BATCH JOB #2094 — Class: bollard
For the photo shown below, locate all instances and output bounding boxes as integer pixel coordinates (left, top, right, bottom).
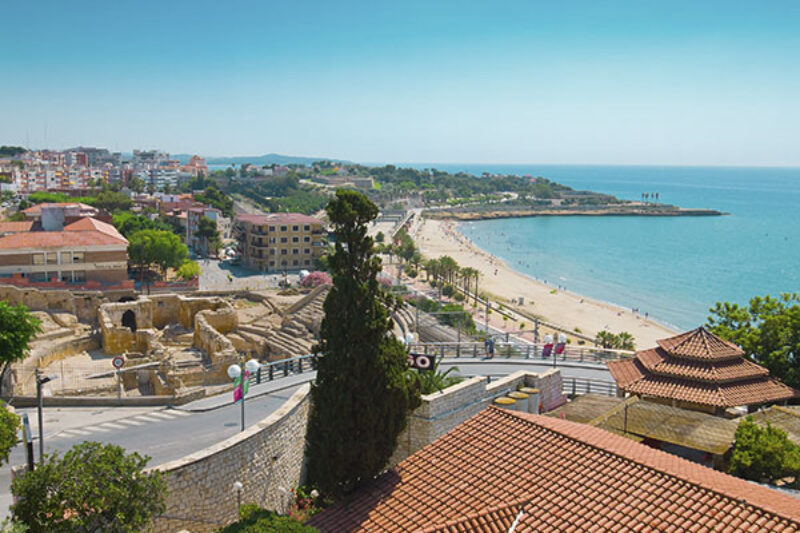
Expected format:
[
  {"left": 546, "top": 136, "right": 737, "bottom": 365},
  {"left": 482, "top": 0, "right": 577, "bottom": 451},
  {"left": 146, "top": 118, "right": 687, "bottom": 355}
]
[
  {"left": 493, "top": 397, "right": 516, "bottom": 411},
  {"left": 519, "top": 387, "right": 540, "bottom": 414},
  {"left": 508, "top": 391, "right": 529, "bottom": 412}
]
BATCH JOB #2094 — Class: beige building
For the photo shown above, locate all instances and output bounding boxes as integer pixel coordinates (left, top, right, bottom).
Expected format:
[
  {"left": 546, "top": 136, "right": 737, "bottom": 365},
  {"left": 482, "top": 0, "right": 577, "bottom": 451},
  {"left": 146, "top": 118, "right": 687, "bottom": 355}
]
[
  {"left": 0, "top": 217, "right": 129, "bottom": 286},
  {"left": 235, "top": 213, "right": 325, "bottom": 272}
]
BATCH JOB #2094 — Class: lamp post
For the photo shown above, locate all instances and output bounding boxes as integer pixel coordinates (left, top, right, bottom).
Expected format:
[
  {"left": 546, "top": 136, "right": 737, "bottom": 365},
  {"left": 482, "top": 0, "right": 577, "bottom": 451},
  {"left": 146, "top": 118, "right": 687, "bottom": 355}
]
[
  {"left": 35, "top": 369, "right": 58, "bottom": 462},
  {"left": 227, "top": 359, "right": 260, "bottom": 432}
]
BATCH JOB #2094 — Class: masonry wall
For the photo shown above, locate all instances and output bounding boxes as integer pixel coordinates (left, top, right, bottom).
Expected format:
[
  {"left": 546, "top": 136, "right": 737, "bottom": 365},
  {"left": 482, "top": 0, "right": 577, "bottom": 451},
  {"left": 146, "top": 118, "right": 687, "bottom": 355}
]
[
  {"left": 150, "top": 385, "right": 311, "bottom": 533},
  {"left": 391, "top": 368, "right": 565, "bottom": 464},
  {"left": 0, "top": 284, "right": 131, "bottom": 322}
]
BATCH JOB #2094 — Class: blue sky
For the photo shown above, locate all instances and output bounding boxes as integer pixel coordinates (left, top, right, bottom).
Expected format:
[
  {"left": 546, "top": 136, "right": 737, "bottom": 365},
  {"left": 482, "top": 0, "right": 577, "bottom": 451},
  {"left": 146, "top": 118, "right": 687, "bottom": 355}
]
[{"left": 2, "top": 1, "right": 799, "bottom": 166}]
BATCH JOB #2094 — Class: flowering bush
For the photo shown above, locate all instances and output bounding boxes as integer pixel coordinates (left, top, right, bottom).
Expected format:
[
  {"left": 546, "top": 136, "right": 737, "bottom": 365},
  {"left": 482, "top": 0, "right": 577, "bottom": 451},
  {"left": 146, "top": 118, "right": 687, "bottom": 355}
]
[
  {"left": 286, "top": 486, "right": 321, "bottom": 523},
  {"left": 300, "top": 271, "right": 332, "bottom": 288}
]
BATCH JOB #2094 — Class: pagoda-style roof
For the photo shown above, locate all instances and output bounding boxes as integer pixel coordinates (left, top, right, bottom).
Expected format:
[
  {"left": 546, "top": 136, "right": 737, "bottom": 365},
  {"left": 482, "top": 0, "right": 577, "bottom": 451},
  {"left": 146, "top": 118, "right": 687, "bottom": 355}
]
[{"left": 608, "top": 327, "right": 798, "bottom": 409}]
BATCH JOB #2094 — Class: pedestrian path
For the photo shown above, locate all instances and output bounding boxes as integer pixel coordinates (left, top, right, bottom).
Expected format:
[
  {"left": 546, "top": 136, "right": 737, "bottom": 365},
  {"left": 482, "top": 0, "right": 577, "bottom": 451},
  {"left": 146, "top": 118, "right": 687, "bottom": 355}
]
[{"left": 51, "top": 409, "right": 193, "bottom": 439}]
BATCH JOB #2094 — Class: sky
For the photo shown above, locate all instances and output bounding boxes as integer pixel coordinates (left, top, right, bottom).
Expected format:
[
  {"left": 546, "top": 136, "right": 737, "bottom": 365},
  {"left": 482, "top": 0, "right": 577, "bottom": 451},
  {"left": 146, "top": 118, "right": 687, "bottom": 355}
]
[{"left": 1, "top": 1, "right": 799, "bottom": 166}]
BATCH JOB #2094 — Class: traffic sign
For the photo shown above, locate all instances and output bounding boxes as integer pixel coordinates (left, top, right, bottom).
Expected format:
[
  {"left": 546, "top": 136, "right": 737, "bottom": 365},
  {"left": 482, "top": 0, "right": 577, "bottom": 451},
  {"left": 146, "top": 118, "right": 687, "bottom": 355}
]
[
  {"left": 408, "top": 352, "right": 433, "bottom": 371},
  {"left": 112, "top": 356, "right": 125, "bottom": 370}
]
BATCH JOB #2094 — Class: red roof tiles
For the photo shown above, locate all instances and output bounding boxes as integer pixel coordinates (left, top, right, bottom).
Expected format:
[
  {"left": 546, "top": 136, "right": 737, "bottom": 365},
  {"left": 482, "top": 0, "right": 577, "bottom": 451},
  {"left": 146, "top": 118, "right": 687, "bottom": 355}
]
[
  {"left": 0, "top": 221, "right": 34, "bottom": 234},
  {"left": 609, "top": 327, "right": 798, "bottom": 408},
  {"left": 0, "top": 217, "right": 127, "bottom": 250},
  {"left": 308, "top": 407, "right": 800, "bottom": 532}
]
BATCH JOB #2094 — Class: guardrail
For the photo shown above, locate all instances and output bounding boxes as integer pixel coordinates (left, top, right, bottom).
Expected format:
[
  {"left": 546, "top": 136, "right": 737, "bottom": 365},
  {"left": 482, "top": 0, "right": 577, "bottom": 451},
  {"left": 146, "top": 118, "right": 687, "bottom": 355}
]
[
  {"left": 409, "top": 342, "right": 632, "bottom": 364},
  {"left": 249, "top": 354, "right": 318, "bottom": 385},
  {"left": 483, "top": 374, "right": 618, "bottom": 397}
]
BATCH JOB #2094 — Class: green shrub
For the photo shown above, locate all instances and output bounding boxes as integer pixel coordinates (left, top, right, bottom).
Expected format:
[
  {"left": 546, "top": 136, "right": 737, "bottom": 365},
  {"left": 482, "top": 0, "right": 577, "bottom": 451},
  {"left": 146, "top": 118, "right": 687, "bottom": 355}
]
[
  {"left": 441, "top": 284, "right": 455, "bottom": 297},
  {"left": 215, "top": 505, "right": 318, "bottom": 532}
]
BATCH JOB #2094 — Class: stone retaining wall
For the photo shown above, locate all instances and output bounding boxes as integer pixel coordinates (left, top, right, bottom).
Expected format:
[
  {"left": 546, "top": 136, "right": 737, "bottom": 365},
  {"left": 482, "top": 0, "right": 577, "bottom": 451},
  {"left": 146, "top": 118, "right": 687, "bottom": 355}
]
[
  {"left": 150, "top": 385, "right": 311, "bottom": 533},
  {"left": 391, "top": 368, "right": 565, "bottom": 464}
]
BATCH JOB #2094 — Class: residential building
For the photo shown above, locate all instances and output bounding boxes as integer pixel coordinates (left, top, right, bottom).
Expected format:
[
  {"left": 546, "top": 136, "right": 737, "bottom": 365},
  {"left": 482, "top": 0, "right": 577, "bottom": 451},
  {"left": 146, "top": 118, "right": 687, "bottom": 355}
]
[
  {"left": 22, "top": 202, "right": 110, "bottom": 225},
  {"left": 608, "top": 326, "right": 799, "bottom": 414},
  {"left": 186, "top": 206, "right": 231, "bottom": 254},
  {"left": 235, "top": 213, "right": 325, "bottom": 272},
  {"left": 0, "top": 216, "right": 129, "bottom": 287},
  {"left": 182, "top": 155, "right": 208, "bottom": 177},
  {"left": 309, "top": 406, "right": 800, "bottom": 532}
]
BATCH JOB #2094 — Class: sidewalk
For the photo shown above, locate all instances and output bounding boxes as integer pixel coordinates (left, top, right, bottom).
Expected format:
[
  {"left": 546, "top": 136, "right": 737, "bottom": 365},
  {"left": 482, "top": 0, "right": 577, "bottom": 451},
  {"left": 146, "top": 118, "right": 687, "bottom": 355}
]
[{"left": 175, "top": 372, "right": 316, "bottom": 412}]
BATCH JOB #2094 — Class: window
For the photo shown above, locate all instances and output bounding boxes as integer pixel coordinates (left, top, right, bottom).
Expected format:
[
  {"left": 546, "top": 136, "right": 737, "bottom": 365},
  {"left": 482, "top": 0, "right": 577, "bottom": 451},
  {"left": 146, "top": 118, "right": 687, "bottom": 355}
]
[
  {"left": 280, "top": 225, "right": 287, "bottom": 231},
  {"left": 280, "top": 237, "right": 288, "bottom": 243},
  {"left": 30, "top": 272, "right": 48, "bottom": 282},
  {"left": 269, "top": 261, "right": 275, "bottom": 266},
  {"left": 292, "top": 236, "right": 299, "bottom": 243},
  {"left": 73, "top": 271, "right": 86, "bottom": 282},
  {"left": 281, "top": 249, "right": 287, "bottom": 255},
  {"left": 304, "top": 260, "right": 311, "bottom": 266},
  {"left": 32, "top": 253, "right": 45, "bottom": 265},
  {"left": 304, "top": 225, "right": 310, "bottom": 231},
  {"left": 292, "top": 260, "right": 299, "bottom": 266},
  {"left": 72, "top": 252, "right": 84, "bottom": 263},
  {"left": 292, "top": 248, "right": 299, "bottom": 255},
  {"left": 281, "top": 260, "right": 287, "bottom": 266},
  {"left": 304, "top": 236, "right": 310, "bottom": 242},
  {"left": 292, "top": 225, "right": 299, "bottom": 232},
  {"left": 46, "top": 252, "right": 57, "bottom": 265},
  {"left": 269, "top": 237, "right": 276, "bottom": 244},
  {"left": 269, "top": 225, "right": 276, "bottom": 232},
  {"left": 304, "top": 248, "right": 311, "bottom": 255}
]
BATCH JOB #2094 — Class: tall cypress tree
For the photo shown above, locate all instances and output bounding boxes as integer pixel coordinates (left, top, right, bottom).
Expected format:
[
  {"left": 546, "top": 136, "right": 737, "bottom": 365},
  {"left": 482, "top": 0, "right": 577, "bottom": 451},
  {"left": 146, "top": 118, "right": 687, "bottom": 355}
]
[{"left": 306, "top": 190, "right": 420, "bottom": 499}]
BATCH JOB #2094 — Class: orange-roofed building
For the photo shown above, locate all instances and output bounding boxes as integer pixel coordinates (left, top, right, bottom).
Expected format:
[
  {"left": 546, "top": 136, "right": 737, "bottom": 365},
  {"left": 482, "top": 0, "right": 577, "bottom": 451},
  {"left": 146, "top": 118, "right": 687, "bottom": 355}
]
[
  {"left": 608, "top": 327, "right": 798, "bottom": 414},
  {"left": 0, "top": 216, "right": 129, "bottom": 287},
  {"left": 308, "top": 406, "right": 800, "bottom": 532}
]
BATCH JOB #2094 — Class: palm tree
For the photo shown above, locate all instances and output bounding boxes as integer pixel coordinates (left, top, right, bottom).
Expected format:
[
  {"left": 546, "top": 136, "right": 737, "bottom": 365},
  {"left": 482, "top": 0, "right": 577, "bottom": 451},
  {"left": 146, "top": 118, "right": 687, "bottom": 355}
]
[
  {"left": 596, "top": 330, "right": 617, "bottom": 349},
  {"left": 615, "top": 332, "right": 635, "bottom": 351}
]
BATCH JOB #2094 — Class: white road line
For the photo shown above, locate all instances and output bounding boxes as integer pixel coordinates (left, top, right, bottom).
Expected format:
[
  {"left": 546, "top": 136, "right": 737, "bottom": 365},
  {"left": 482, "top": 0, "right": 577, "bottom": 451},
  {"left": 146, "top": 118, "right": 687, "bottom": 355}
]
[
  {"left": 148, "top": 412, "right": 176, "bottom": 420},
  {"left": 61, "top": 428, "right": 92, "bottom": 436},
  {"left": 99, "top": 422, "right": 127, "bottom": 430},
  {"left": 165, "top": 409, "right": 191, "bottom": 416},
  {"left": 85, "top": 426, "right": 110, "bottom": 433},
  {"left": 117, "top": 419, "right": 144, "bottom": 426},
  {"left": 134, "top": 415, "right": 163, "bottom": 423}
]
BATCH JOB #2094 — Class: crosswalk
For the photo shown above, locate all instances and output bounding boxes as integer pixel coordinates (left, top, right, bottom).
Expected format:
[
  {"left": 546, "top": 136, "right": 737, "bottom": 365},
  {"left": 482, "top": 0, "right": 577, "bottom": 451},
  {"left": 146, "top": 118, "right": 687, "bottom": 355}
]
[{"left": 53, "top": 409, "right": 192, "bottom": 439}]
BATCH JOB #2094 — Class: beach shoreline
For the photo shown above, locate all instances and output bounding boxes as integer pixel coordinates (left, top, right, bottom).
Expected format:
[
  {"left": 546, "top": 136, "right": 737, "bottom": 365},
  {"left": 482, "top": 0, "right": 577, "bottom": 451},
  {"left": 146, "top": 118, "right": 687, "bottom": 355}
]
[{"left": 409, "top": 217, "right": 678, "bottom": 349}]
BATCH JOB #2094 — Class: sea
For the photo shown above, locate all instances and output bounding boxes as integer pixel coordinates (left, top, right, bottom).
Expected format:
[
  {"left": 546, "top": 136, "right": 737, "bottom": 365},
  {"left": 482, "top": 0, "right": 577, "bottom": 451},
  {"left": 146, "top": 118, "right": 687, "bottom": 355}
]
[{"left": 407, "top": 164, "right": 800, "bottom": 331}]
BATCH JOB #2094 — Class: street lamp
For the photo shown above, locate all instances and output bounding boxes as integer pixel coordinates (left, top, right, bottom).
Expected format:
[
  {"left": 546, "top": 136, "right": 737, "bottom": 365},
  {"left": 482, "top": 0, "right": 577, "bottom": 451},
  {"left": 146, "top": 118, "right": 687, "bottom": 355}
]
[
  {"left": 228, "top": 359, "right": 260, "bottom": 431},
  {"left": 35, "top": 369, "right": 58, "bottom": 462}
]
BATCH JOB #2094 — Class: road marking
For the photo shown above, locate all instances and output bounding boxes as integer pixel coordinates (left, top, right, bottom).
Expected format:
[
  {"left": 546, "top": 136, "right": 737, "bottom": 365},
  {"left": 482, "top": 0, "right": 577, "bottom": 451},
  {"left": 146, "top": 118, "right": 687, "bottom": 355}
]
[
  {"left": 85, "top": 426, "right": 110, "bottom": 433},
  {"left": 148, "top": 412, "right": 176, "bottom": 420},
  {"left": 61, "top": 428, "right": 92, "bottom": 436},
  {"left": 117, "top": 419, "right": 144, "bottom": 426},
  {"left": 165, "top": 409, "right": 191, "bottom": 416},
  {"left": 99, "top": 422, "right": 127, "bottom": 430},
  {"left": 134, "top": 415, "right": 163, "bottom": 423}
]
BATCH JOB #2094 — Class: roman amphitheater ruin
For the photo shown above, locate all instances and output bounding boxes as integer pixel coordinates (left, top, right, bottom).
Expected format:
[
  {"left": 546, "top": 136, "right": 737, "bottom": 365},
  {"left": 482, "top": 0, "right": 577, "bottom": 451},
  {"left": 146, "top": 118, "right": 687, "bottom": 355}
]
[{"left": 0, "top": 284, "right": 433, "bottom": 402}]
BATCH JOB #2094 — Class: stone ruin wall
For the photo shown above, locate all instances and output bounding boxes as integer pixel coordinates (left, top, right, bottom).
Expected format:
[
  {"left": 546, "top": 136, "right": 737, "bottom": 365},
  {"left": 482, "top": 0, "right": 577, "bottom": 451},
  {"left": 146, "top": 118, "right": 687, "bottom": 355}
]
[
  {"left": 192, "top": 305, "right": 239, "bottom": 368},
  {"left": 0, "top": 284, "right": 134, "bottom": 323},
  {"left": 150, "top": 385, "right": 311, "bottom": 533}
]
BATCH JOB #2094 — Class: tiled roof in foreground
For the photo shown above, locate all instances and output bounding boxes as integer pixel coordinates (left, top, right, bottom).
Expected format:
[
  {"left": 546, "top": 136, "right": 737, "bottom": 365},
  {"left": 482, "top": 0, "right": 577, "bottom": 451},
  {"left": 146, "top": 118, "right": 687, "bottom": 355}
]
[{"left": 308, "top": 407, "right": 800, "bottom": 532}]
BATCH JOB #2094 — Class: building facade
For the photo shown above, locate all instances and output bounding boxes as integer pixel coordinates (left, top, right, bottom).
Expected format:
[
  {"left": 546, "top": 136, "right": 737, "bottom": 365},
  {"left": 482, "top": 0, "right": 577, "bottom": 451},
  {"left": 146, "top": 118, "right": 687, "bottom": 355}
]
[
  {"left": 0, "top": 216, "right": 129, "bottom": 286},
  {"left": 235, "top": 213, "right": 325, "bottom": 272}
]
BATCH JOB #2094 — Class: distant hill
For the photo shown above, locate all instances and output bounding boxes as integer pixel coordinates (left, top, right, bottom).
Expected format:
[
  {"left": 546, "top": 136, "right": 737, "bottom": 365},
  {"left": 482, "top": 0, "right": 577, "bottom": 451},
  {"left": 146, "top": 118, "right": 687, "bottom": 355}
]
[{"left": 172, "top": 153, "right": 350, "bottom": 166}]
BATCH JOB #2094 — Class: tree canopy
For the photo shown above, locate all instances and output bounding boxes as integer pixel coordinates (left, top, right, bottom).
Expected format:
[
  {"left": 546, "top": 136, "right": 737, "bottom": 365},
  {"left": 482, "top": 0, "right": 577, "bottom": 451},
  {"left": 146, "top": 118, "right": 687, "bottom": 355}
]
[
  {"left": 0, "top": 302, "right": 42, "bottom": 366},
  {"left": 707, "top": 293, "right": 800, "bottom": 388},
  {"left": 12, "top": 441, "right": 167, "bottom": 532},
  {"left": 0, "top": 403, "right": 20, "bottom": 466},
  {"left": 728, "top": 416, "right": 800, "bottom": 487},
  {"left": 306, "top": 190, "right": 420, "bottom": 499},
  {"left": 112, "top": 212, "right": 173, "bottom": 238},
  {"left": 194, "top": 186, "right": 234, "bottom": 217},
  {"left": 127, "top": 229, "right": 188, "bottom": 281}
]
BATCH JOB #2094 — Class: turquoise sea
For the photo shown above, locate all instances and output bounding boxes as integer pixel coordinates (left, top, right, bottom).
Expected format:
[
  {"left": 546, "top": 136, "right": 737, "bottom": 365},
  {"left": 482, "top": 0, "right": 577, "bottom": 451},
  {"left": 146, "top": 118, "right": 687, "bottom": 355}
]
[{"left": 410, "top": 164, "right": 800, "bottom": 330}]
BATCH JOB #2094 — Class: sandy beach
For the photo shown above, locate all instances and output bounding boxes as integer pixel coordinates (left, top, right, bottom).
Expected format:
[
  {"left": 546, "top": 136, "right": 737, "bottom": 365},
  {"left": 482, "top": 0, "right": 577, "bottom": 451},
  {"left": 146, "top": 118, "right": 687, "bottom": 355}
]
[{"left": 410, "top": 217, "right": 677, "bottom": 349}]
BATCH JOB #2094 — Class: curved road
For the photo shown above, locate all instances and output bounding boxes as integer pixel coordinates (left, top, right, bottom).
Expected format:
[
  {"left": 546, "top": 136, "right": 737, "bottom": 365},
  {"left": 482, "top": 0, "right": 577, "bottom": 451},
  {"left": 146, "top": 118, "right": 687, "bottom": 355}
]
[{"left": 1, "top": 358, "right": 611, "bottom": 516}]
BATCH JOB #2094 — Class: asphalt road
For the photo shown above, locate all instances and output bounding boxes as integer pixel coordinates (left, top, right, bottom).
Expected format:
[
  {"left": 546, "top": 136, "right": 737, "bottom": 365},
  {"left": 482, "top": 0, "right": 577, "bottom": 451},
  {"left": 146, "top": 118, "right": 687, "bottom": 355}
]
[{"left": 0, "top": 385, "right": 304, "bottom": 517}]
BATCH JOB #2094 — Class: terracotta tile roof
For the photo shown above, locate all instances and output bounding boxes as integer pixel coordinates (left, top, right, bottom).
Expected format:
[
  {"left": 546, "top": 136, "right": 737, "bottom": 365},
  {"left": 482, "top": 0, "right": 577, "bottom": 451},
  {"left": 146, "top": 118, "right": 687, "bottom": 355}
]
[
  {"left": 638, "top": 347, "right": 769, "bottom": 383},
  {"left": 0, "top": 218, "right": 127, "bottom": 250},
  {"left": 236, "top": 213, "right": 323, "bottom": 225},
  {"left": 22, "top": 202, "right": 96, "bottom": 215},
  {"left": 609, "top": 358, "right": 798, "bottom": 407},
  {"left": 609, "top": 327, "right": 799, "bottom": 408},
  {"left": 657, "top": 327, "right": 743, "bottom": 360},
  {"left": 308, "top": 407, "right": 800, "bottom": 532},
  {"left": 0, "top": 221, "right": 34, "bottom": 233}
]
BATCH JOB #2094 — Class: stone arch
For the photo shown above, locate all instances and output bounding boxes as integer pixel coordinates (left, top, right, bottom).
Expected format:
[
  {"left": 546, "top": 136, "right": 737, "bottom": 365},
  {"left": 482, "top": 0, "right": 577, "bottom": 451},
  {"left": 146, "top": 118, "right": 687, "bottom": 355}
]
[{"left": 121, "top": 309, "right": 137, "bottom": 332}]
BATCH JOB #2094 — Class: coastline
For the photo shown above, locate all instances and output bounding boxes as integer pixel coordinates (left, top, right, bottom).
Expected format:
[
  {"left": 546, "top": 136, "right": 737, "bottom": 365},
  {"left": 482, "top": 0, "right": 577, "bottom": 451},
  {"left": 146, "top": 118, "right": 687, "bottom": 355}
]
[
  {"left": 424, "top": 205, "right": 725, "bottom": 221},
  {"left": 410, "top": 217, "right": 678, "bottom": 349}
]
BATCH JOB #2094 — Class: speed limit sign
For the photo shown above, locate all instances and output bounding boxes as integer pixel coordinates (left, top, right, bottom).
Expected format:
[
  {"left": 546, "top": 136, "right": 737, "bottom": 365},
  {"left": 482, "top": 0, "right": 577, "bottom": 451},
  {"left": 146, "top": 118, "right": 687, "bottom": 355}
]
[{"left": 112, "top": 356, "right": 125, "bottom": 370}]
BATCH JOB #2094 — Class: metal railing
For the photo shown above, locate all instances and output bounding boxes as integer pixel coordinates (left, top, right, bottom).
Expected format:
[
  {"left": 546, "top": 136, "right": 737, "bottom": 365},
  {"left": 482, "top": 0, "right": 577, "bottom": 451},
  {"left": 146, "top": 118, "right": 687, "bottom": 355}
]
[
  {"left": 248, "top": 354, "right": 318, "bottom": 385},
  {"left": 483, "top": 374, "right": 619, "bottom": 397},
  {"left": 409, "top": 341, "right": 632, "bottom": 364}
]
